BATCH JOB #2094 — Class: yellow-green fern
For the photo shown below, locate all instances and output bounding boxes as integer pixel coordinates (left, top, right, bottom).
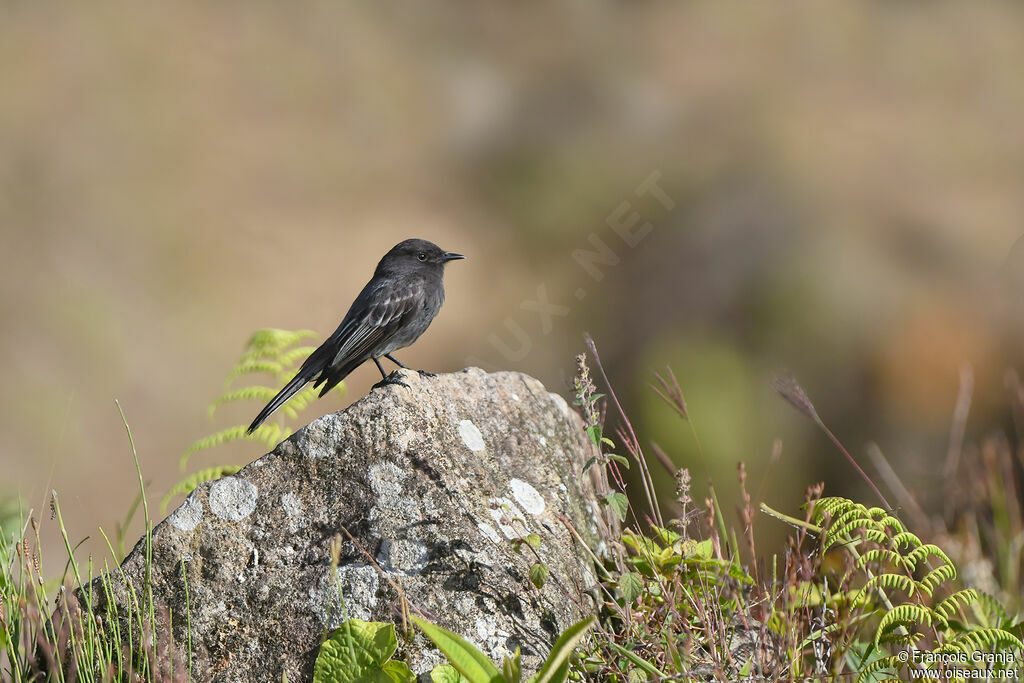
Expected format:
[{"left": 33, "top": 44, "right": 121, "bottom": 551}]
[
  {"left": 165, "top": 328, "right": 343, "bottom": 513},
  {"left": 812, "top": 496, "right": 1023, "bottom": 681}
]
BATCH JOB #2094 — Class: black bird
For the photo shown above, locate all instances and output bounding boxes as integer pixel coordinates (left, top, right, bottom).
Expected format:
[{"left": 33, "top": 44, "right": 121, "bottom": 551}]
[{"left": 247, "top": 238, "right": 465, "bottom": 434}]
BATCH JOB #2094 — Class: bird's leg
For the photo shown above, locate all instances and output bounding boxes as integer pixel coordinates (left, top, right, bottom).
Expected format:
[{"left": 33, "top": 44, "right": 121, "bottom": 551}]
[
  {"left": 384, "top": 353, "right": 436, "bottom": 377},
  {"left": 372, "top": 357, "right": 409, "bottom": 389}
]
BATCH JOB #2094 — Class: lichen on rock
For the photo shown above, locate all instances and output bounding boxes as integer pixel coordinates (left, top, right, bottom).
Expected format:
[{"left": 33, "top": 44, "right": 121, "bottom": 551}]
[{"left": 82, "top": 368, "right": 604, "bottom": 682}]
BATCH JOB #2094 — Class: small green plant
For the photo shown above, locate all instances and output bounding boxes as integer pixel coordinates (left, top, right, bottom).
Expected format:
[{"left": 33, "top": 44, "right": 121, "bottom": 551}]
[
  {"left": 165, "top": 328, "right": 339, "bottom": 512},
  {"left": 412, "top": 614, "right": 595, "bottom": 683},
  {"left": 313, "top": 619, "right": 414, "bottom": 683},
  {"left": 810, "top": 496, "right": 1024, "bottom": 681}
]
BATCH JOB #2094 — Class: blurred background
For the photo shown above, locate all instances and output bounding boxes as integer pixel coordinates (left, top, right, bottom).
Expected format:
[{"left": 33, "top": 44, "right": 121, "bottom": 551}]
[{"left": 3, "top": 2, "right": 1024, "bottom": 570}]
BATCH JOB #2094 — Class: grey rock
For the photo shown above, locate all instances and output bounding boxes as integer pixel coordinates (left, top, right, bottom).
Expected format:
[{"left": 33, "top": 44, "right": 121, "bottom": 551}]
[{"left": 84, "top": 368, "right": 606, "bottom": 682}]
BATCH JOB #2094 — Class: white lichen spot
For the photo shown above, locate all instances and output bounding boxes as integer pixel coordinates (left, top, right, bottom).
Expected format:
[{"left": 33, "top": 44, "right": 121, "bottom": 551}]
[
  {"left": 474, "top": 615, "right": 513, "bottom": 663},
  {"left": 489, "top": 497, "right": 525, "bottom": 538},
  {"left": 477, "top": 522, "right": 502, "bottom": 544},
  {"left": 509, "top": 478, "right": 545, "bottom": 515},
  {"left": 539, "top": 435, "right": 547, "bottom": 447},
  {"left": 281, "top": 493, "right": 301, "bottom": 518},
  {"left": 208, "top": 477, "right": 257, "bottom": 522},
  {"left": 458, "top": 420, "right": 486, "bottom": 452},
  {"left": 296, "top": 414, "right": 340, "bottom": 458},
  {"left": 475, "top": 615, "right": 497, "bottom": 643},
  {"left": 396, "top": 428, "right": 416, "bottom": 450},
  {"left": 368, "top": 462, "right": 407, "bottom": 500},
  {"left": 377, "top": 538, "right": 429, "bottom": 575},
  {"left": 313, "top": 563, "right": 378, "bottom": 625},
  {"left": 548, "top": 392, "right": 571, "bottom": 418},
  {"left": 168, "top": 494, "right": 203, "bottom": 531},
  {"left": 511, "top": 393, "right": 520, "bottom": 402}
]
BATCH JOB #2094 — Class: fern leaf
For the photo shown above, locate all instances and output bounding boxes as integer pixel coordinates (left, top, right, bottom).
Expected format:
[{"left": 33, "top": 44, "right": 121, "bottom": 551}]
[
  {"left": 951, "top": 628, "right": 1024, "bottom": 653},
  {"left": 810, "top": 496, "right": 852, "bottom": 521},
  {"left": 207, "top": 386, "right": 280, "bottom": 418},
  {"left": 250, "top": 422, "right": 290, "bottom": 448},
  {"left": 863, "top": 528, "right": 890, "bottom": 545},
  {"left": 917, "top": 563, "right": 956, "bottom": 597},
  {"left": 225, "top": 360, "right": 283, "bottom": 384},
  {"left": 278, "top": 346, "right": 318, "bottom": 368},
  {"left": 160, "top": 465, "right": 241, "bottom": 514},
  {"left": 876, "top": 514, "right": 905, "bottom": 535},
  {"left": 904, "top": 543, "right": 952, "bottom": 569},
  {"left": 855, "top": 548, "right": 905, "bottom": 571},
  {"left": 855, "top": 654, "right": 903, "bottom": 683},
  {"left": 863, "top": 572, "right": 916, "bottom": 597},
  {"left": 181, "top": 425, "right": 252, "bottom": 469},
  {"left": 825, "top": 517, "right": 873, "bottom": 550},
  {"left": 935, "top": 589, "right": 979, "bottom": 621},
  {"left": 244, "top": 328, "right": 318, "bottom": 351},
  {"left": 874, "top": 604, "right": 932, "bottom": 647},
  {"left": 890, "top": 531, "right": 923, "bottom": 551}
]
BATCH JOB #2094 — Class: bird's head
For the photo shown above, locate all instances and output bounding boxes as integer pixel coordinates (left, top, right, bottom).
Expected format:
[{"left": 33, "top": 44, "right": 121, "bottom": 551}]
[{"left": 376, "top": 238, "right": 465, "bottom": 275}]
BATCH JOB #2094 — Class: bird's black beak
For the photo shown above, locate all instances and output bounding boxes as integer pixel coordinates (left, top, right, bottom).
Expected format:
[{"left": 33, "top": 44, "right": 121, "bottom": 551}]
[{"left": 442, "top": 252, "right": 466, "bottom": 262}]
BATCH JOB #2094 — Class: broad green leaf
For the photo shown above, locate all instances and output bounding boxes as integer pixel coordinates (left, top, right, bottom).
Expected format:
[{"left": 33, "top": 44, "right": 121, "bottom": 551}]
[
  {"left": 411, "top": 616, "right": 502, "bottom": 683},
  {"left": 604, "top": 492, "right": 629, "bottom": 521},
  {"left": 381, "top": 661, "right": 415, "bottom": 682},
  {"left": 430, "top": 665, "right": 468, "bottom": 683},
  {"left": 524, "top": 534, "right": 542, "bottom": 550},
  {"left": 529, "top": 563, "right": 549, "bottom": 589},
  {"left": 581, "top": 456, "right": 598, "bottom": 474},
  {"left": 530, "top": 615, "right": 595, "bottom": 683},
  {"left": 313, "top": 620, "right": 414, "bottom": 683},
  {"left": 618, "top": 572, "right": 644, "bottom": 604},
  {"left": 605, "top": 454, "right": 630, "bottom": 469}
]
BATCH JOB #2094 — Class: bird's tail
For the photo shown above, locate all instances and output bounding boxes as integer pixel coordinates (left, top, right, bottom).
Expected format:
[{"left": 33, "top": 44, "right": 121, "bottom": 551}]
[{"left": 247, "top": 371, "right": 312, "bottom": 435}]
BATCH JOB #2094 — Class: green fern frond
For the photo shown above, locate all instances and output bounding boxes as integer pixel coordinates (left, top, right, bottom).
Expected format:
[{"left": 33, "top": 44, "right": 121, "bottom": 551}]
[
  {"left": 225, "top": 360, "right": 284, "bottom": 384},
  {"left": 207, "top": 386, "right": 280, "bottom": 418},
  {"left": 181, "top": 426, "right": 253, "bottom": 469},
  {"left": 244, "top": 328, "right": 318, "bottom": 351},
  {"left": 826, "top": 519, "right": 875, "bottom": 550},
  {"left": 855, "top": 548, "right": 905, "bottom": 571},
  {"left": 874, "top": 604, "right": 932, "bottom": 647},
  {"left": 810, "top": 496, "right": 855, "bottom": 521},
  {"left": 862, "top": 528, "right": 890, "bottom": 545},
  {"left": 855, "top": 654, "right": 903, "bottom": 683},
  {"left": 917, "top": 563, "right": 956, "bottom": 597},
  {"left": 250, "top": 421, "right": 291, "bottom": 448},
  {"left": 890, "top": 531, "right": 923, "bottom": 551},
  {"left": 862, "top": 572, "right": 916, "bottom": 597},
  {"left": 876, "top": 514, "right": 905, "bottom": 535},
  {"left": 904, "top": 543, "right": 952, "bottom": 570},
  {"left": 865, "top": 506, "right": 889, "bottom": 521},
  {"left": 160, "top": 465, "right": 241, "bottom": 514},
  {"left": 950, "top": 627, "right": 1024, "bottom": 653},
  {"left": 278, "top": 346, "right": 319, "bottom": 368},
  {"left": 935, "top": 589, "right": 980, "bottom": 620},
  {"left": 284, "top": 385, "right": 324, "bottom": 413}
]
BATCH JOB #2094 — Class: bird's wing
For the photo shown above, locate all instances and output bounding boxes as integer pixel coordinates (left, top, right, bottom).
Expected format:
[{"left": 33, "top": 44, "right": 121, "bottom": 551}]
[{"left": 311, "top": 279, "right": 424, "bottom": 395}]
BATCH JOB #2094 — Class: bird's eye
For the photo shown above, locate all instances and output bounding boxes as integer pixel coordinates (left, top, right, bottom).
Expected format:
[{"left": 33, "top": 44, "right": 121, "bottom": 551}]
[{"left": 417, "top": 252, "right": 427, "bottom": 262}]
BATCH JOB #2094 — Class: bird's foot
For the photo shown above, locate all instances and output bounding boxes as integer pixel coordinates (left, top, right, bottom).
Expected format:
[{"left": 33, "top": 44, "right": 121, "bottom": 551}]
[
  {"left": 417, "top": 369, "right": 437, "bottom": 378},
  {"left": 373, "top": 371, "right": 410, "bottom": 390}
]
